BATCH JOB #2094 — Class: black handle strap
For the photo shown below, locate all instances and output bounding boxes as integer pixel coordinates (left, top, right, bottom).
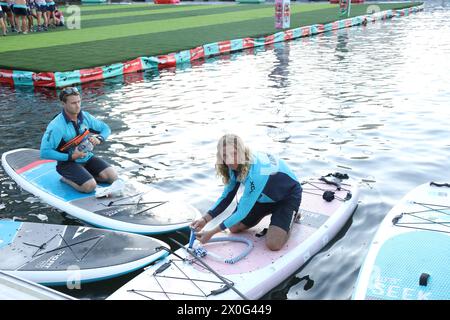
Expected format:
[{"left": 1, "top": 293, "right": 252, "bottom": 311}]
[{"left": 430, "top": 182, "right": 450, "bottom": 188}]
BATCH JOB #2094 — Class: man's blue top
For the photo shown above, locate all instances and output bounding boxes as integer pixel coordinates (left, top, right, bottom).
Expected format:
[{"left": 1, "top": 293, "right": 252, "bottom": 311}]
[
  {"left": 208, "top": 151, "right": 301, "bottom": 230},
  {"left": 40, "top": 110, "right": 111, "bottom": 163}
]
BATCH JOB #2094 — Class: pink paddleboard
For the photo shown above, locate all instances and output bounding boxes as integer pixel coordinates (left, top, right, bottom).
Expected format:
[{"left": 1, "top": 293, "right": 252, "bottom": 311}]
[{"left": 108, "top": 174, "right": 360, "bottom": 300}]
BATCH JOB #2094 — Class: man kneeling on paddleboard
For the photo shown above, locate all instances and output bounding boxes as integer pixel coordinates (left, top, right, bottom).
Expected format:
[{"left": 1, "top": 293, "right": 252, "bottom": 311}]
[
  {"left": 40, "top": 87, "right": 117, "bottom": 193},
  {"left": 191, "top": 134, "right": 302, "bottom": 251}
]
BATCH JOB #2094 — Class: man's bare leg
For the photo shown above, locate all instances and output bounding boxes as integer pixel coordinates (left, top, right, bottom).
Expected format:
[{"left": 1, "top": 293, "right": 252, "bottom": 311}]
[
  {"left": 95, "top": 167, "right": 118, "bottom": 184},
  {"left": 61, "top": 177, "right": 97, "bottom": 193}
]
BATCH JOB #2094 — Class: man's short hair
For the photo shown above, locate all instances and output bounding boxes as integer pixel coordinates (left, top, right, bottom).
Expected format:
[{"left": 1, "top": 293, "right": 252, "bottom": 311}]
[{"left": 59, "top": 87, "right": 80, "bottom": 102}]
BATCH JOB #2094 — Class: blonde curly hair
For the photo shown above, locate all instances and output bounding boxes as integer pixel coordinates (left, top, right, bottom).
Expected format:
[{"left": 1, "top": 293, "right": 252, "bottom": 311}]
[{"left": 215, "top": 134, "right": 252, "bottom": 184}]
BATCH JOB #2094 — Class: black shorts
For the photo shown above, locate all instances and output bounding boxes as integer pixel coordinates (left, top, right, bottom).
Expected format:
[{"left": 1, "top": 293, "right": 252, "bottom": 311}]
[
  {"left": 0, "top": 11, "right": 3, "bottom": 18},
  {"left": 0, "top": 5, "right": 11, "bottom": 14},
  {"left": 12, "top": 6, "right": 27, "bottom": 16},
  {"left": 47, "top": 4, "right": 55, "bottom": 12},
  {"left": 239, "top": 196, "right": 302, "bottom": 233},
  {"left": 56, "top": 156, "right": 111, "bottom": 186},
  {"left": 36, "top": 4, "right": 46, "bottom": 12}
]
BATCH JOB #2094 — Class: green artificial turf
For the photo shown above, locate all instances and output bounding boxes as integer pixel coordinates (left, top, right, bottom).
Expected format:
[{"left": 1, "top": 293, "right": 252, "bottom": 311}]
[{"left": 0, "top": 2, "right": 422, "bottom": 72}]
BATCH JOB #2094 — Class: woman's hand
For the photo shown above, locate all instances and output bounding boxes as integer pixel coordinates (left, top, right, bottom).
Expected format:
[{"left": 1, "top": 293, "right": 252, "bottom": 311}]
[
  {"left": 190, "top": 214, "right": 211, "bottom": 232},
  {"left": 195, "top": 229, "right": 216, "bottom": 244}
]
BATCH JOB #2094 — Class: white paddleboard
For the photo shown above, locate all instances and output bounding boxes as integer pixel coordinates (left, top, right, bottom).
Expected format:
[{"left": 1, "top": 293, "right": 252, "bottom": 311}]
[{"left": 1, "top": 148, "right": 200, "bottom": 234}]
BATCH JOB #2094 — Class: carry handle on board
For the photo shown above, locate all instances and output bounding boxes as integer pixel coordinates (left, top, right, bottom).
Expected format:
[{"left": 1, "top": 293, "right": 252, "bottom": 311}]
[{"left": 430, "top": 182, "right": 450, "bottom": 188}]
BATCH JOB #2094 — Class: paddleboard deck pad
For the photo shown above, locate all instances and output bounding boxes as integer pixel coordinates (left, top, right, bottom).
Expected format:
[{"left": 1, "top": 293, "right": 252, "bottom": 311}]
[
  {"left": 108, "top": 173, "right": 359, "bottom": 300},
  {"left": 1, "top": 149, "right": 199, "bottom": 234},
  {"left": 353, "top": 182, "right": 450, "bottom": 300},
  {"left": 0, "top": 220, "right": 169, "bottom": 285}
]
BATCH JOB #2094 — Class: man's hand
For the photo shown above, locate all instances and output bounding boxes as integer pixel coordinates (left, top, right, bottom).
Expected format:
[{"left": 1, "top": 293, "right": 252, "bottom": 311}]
[
  {"left": 88, "top": 136, "right": 101, "bottom": 146},
  {"left": 71, "top": 150, "right": 86, "bottom": 160}
]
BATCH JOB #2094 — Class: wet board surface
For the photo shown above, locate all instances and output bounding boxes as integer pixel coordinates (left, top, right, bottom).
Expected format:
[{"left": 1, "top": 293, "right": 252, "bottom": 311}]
[
  {"left": 0, "top": 220, "right": 169, "bottom": 285},
  {"left": 353, "top": 182, "right": 450, "bottom": 300},
  {"left": 2, "top": 149, "right": 200, "bottom": 234},
  {"left": 108, "top": 174, "right": 359, "bottom": 300}
]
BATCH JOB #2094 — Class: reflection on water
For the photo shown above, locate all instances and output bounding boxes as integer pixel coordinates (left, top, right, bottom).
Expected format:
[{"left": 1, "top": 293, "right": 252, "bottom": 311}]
[{"left": 1, "top": 0, "right": 449, "bottom": 300}]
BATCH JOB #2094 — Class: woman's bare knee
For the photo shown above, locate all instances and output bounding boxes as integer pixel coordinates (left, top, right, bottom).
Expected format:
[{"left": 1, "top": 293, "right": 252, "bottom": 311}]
[
  {"left": 265, "top": 225, "right": 288, "bottom": 251},
  {"left": 265, "top": 239, "right": 284, "bottom": 251}
]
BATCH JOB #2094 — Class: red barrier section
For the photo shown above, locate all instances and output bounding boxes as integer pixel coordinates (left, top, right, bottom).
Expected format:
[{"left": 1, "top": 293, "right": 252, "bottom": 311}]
[
  {"left": 80, "top": 67, "right": 104, "bottom": 84},
  {"left": 33, "top": 72, "right": 56, "bottom": 87},
  {"left": 123, "top": 58, "right": 143, "bottom": 74},
  {"left": 243, "top": 38, "right": 255, "bottom": 49},
  {"left": 330, "top": 0, "right": 364, "bottom": 3},
  {"left": 190, "top": 46, "right": 205, "bottom": 61},
  {"left": 265, "top": 34, "right": 275, "bottom": 45},
  {"left": 218, "top": 40, "right": 231, "bottom": 54},
  {"left": 284, "top": 30, "right": 294, "bottom": 41},
  {"left": 301, "top": 27, "right": 310, "bottom": 37},
  {"left": 154, "top": 0, "right": 180, "bottom": 4},
  {"left": 0, "top": 69, "right": 15, "bottom": 86},
  {"left": 157, "top": 54, "right": 177, "bottom": 69},
  {"left": 317, "top": 24, "right": 325, "bottom": 33}
]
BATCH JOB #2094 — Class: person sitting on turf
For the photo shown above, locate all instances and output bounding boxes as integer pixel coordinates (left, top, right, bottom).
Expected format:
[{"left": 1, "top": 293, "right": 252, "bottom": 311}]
[
  {"left": 54, "top": 6, "right": 63, "bottom": 26},
  {"left": 40, "top": 87, "right": 118, "bottom": 193},
  {"left": 191, "top": 134, "right": 302, "bottom": 251}
]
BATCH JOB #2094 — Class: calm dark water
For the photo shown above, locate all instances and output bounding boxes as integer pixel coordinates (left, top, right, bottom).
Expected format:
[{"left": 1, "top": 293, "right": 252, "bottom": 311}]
[{"left": 1, "top": 0, "right": 449, "bottom": 300}]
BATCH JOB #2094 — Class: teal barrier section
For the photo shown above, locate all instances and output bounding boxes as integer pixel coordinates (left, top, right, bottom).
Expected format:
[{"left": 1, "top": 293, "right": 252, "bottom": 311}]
[
  {"left": 55, "top": 70, "right": 81, "bottom": 88},
  {"left": 12, "top": 71, "right": 34, "bottom": 86},
  {"left": 140, "top": 57, "right": 159, "bottom": 70},
  {"left": 203, "top": 43, "right": 220, "bottom": 57},
  {"left": 230, "top": 39, "right": 244, "bottom": 52},
  {"left": 102, "top": 63, "right": 124, "bottom": 79},
  {"left": 175, "top": 50, "right": 191, "bottom": 65}
]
